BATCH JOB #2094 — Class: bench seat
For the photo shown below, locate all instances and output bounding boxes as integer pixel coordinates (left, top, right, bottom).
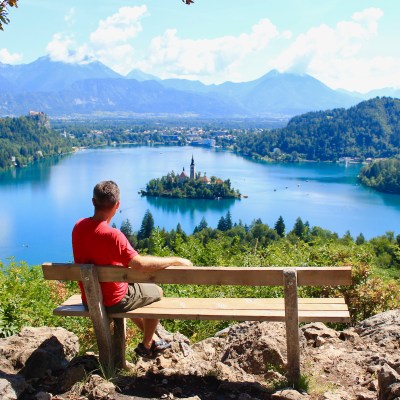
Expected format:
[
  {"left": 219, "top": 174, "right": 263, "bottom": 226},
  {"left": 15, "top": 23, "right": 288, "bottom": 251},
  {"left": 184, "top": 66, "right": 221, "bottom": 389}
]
[{"left": 55, "top": 294, "right": 350, "bottom": 323}]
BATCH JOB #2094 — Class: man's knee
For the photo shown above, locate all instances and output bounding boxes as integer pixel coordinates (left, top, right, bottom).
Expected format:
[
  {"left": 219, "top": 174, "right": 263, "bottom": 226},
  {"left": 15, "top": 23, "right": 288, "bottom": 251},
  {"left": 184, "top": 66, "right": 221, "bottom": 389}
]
[{"left": 158, "top": 286, "right": 163, "bottom": 298}]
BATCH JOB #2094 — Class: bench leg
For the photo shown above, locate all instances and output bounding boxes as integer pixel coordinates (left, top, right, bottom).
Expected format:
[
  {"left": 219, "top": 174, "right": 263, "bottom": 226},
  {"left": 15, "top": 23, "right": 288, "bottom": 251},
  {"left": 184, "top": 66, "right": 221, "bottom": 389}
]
[
  {"left": 113, "top": 318, "right": 126, "bottom": 369},
  {"left": 284, "top": 269, "right": 301, "bottom": 385},
  {"left": 80, "top": 265, "right": 114, "bottom": 370}
]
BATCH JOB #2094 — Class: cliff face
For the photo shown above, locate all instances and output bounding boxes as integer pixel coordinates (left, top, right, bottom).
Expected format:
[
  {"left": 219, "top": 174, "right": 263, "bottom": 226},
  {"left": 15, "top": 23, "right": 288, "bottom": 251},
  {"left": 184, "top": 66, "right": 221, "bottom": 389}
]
[{"left": 1, "top": 310, "right": 400, "bottom": 399}]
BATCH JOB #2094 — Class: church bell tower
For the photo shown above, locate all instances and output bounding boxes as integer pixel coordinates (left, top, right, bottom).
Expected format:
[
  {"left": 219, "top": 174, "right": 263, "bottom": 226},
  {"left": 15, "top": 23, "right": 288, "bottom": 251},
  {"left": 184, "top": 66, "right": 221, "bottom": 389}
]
[{"left": 190, "top": 155, "right": 195, "bottom": 180}]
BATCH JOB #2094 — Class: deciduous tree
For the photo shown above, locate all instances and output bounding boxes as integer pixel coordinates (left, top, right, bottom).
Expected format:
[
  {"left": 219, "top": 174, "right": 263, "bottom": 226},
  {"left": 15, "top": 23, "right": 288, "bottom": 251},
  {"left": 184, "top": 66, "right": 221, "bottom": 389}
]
[{"left": 0, "top": 0, "right": 18, "bottom": 30}]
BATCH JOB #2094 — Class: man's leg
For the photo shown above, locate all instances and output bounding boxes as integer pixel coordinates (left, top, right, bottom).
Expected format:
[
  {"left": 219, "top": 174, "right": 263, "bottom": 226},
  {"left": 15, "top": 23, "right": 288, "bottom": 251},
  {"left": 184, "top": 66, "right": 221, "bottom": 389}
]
[
  {"left": 131, "top": 286, "right": 163, "bottom": 349},
  {"left": 130, "top": 317, "right": 160, "bottom": 349}
]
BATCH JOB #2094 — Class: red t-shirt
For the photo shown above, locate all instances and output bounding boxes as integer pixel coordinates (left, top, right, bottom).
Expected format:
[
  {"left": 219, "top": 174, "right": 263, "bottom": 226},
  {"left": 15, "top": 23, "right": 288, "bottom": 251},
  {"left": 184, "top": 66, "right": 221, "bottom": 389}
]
[{"left": 72, "top": 218, "right": 138, "bottom": 306}]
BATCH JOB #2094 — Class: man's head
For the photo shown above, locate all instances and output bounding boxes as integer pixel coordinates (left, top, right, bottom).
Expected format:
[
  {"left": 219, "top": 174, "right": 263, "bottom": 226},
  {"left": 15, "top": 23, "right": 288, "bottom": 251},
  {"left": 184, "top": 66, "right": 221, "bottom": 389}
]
[{"left": 92, "top": 180, "right": 120, "bottom": 212}]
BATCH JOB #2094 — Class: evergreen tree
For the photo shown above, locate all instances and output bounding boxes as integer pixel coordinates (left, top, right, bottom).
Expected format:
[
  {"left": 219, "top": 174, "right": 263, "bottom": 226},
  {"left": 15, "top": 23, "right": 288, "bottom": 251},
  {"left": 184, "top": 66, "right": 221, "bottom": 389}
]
[
  {"left": 356, "top": 233, "right": 365, "bottom": 245},
  {"left": 225, "top": 211, "right": 233, "bottom": 230},
  {"left": 197, "top": 217, "right": 208, "bottom": 232},
  {"left": 292, "top": 217, "right": 306, "bottom": 239},
  {"left": 120, "top": 219, "right": 133, "bottom": 238},
  {"left": 342, "top": 230, "right": 354, "bottom": 244},
  {"left": 217, "top": 216, "right": 227, "bottom": 231},
  {"left": 138, "top": 209, "right": 155, "bottom": 240},
  {"left": 176, "top": 223, "right": 183, "bottom": 235},
  {"left": 274, "top": 216, "right": 285, "bottom": 237}
]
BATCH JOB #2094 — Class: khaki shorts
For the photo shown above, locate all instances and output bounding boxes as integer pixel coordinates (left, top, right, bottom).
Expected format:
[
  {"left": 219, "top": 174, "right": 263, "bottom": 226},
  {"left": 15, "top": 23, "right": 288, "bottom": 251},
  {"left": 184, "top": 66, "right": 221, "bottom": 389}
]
[{"left": 106, "top": 283, "right": 161, "bottom": 313}]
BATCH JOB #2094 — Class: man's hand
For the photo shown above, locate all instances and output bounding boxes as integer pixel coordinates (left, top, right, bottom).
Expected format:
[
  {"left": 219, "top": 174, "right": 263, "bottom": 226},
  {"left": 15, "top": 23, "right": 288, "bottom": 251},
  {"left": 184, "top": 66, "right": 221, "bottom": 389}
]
[
  {"left": 129, "top": 254, "right": 192, "bottom": 271},
  {"left": 169, "top": 257, "right": 193, "bottom": 267}
]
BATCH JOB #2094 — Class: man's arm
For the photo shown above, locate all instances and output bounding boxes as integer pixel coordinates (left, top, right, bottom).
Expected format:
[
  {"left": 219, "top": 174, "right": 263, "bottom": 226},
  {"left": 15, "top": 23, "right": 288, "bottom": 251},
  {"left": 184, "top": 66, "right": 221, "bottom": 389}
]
[{"left": 128, "top": 254, "right": 193, "bottom": 271}]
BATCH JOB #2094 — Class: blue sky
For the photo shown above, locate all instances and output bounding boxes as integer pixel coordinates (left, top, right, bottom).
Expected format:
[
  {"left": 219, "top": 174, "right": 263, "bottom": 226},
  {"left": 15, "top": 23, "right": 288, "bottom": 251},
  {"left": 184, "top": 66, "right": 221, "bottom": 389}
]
[{"left": 1, "top": 0, "right": 400, "bottom": 92}]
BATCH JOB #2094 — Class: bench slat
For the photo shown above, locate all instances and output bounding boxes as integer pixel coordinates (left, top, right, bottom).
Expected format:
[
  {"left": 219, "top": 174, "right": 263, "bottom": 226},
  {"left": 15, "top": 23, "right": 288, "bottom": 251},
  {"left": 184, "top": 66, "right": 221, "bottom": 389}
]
[
  {"left": 60, "top": 294, "right": 347, "bottom": 306},
  {"left": 43, "top": 264, "right": 352, "bottom": 286},
  {"left": 54, "top": 295, "right": 350, "bottom": 323}
]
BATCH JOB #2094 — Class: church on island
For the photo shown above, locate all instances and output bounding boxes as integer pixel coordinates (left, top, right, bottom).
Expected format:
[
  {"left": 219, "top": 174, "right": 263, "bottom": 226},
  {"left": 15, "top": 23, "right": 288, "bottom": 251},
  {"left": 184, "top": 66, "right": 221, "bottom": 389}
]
[
  {"left": 140, "top": 155, "right": 240, "bottom": 200},
  {"left": 178, "top": 155, "right": 218, "bottom": 184}
]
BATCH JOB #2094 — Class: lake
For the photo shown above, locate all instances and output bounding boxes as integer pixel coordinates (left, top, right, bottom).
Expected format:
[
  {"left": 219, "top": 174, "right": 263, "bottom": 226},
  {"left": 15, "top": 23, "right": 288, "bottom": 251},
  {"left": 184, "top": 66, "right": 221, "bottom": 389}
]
[{"left": 1, "top": 145, "right": 400, "bottom": 265}]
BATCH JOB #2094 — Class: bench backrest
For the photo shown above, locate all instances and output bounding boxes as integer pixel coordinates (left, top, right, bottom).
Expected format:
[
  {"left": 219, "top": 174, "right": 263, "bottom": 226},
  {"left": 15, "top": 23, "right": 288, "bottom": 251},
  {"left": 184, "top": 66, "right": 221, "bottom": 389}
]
[{"left": 42, "top": 263, "right": 352, "bottom": 286}]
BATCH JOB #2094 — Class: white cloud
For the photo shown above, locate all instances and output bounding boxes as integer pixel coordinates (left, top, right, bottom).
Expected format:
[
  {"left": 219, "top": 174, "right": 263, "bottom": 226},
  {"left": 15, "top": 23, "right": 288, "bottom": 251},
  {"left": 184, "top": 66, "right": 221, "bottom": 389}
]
[
  {"left": 42, "top": 5, "right": 400, "bottom": 91},
  {"left": 46, "top": 6, "right": 148, "bottom": 74},
  {"left": 90, "top": 6, "right": 146, "bottom": 46},
  {"left": 271, "top": 7, "right": 397, "bottom": 91},
  {"left": 46, "top": 33, "right": 91, "bottom": 64},
  {"left": 0, "top": 48, "right": 23, "bottom": 64},
  {"left": 136, "top": 18, "right": 281, "bottom": 82}
]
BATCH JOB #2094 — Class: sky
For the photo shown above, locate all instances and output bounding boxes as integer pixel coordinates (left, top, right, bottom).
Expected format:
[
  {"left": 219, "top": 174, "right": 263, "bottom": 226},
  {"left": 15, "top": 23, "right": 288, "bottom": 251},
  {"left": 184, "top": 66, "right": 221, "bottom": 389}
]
[{"left": 1, "top": 0, "right": 400, "bottom": 93}]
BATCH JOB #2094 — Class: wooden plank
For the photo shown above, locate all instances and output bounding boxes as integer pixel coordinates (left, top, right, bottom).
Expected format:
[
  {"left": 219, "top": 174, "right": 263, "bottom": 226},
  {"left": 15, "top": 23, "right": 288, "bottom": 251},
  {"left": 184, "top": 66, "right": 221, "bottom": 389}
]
[
  {"left": 42, "top": 263, "right": 352, "bottom": 286},
  {"left": 60, "top": 294, "right": 347, "bottom": 306},
  {"left": 284, "top": 269, "right": 300, "bottom": 385},
  {"left": 134, "top": 298, "right": 349, "bottom": 311},
  {"left": 112, "top": 318, "right": 126, "bottom": 369},
  {"left": 111, "top": 308, "right": 350, "bottom": 322},
  {"left": 43, "top": 263, "right": 86, "bottom": 280},
  {"left": 53, "top": 295, "right": 350, "bottom": 322},
  {"left": 80, "top": 265, "right": 114, "bottom": 369},
  {"left": 54, "top": 305, "right": 350, "bottom": 322}
]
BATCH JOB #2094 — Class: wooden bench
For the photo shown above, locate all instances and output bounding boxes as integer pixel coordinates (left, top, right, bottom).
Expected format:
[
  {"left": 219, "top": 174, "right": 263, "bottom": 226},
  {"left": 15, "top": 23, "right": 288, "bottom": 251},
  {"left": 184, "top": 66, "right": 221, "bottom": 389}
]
[{"left": 42, "top": 263, "right": 352, "bottom": 384}]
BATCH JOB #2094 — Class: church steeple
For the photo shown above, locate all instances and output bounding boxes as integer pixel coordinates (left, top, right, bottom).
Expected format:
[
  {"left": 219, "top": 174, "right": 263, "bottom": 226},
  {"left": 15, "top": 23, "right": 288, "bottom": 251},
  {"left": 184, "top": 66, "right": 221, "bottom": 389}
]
[{"left": 190, "top": 155, "right": 195, "bottom": 180}]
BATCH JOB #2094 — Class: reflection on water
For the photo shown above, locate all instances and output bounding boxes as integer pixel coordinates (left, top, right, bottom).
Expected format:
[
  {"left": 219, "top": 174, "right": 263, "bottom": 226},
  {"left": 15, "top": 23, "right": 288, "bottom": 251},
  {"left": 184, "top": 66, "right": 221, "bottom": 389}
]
[
  {"left": 146, "top": 196, "right": 236, "bottom": 214},
  {"left": 0, "top": 154, "right": 70, "bottom": 187}
]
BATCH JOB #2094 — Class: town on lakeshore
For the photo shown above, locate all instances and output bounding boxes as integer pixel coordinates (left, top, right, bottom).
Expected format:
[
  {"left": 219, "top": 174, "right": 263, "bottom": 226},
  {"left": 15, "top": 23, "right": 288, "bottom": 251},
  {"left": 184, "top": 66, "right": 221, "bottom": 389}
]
[{"left": 140, "top": 155, "right": 241, "bottom": 200}]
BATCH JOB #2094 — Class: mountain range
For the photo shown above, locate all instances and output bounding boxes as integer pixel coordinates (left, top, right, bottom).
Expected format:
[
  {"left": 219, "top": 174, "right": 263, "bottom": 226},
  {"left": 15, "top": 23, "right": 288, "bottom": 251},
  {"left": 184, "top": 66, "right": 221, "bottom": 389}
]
[{"left": 0, "top": 57, "right": 398, "bottom": 119}]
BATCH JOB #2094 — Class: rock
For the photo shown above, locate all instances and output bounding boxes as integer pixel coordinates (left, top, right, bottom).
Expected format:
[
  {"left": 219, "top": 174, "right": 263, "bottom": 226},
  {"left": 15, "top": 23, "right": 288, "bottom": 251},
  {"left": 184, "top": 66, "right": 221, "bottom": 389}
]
[
  {"left": 378, "top": 364, "right": 400, "bottom": 400},
  {"left": 0, "top": 372, "right": 28, "bottom": 400},
  {"left": 323, "top": 391, "right": 351, "bottom": 400},
  {"left": 80, "top": 374, "right": 116, "bottom": 399},
  {"left": 301, "top": 322, "right": 339, "bottom": 346},
  {"left": 0, "top": 327, "right": 79, "bottom": 379},
  {"left": 192, "top": 337, "right": 222, "bottom": 361},
  {"left": 214, "top": 327, "right": 230, "bottom": 338},
  {"left": 58, "top": 364, "right": 86, "bottom": 392},
  {"left": 221, "top": 322, "right": 287, "bottom": 374},
  {"left": 58, "top": 354, "right": 100, "bottom": 392},
  {"left": 356, "top": 394, "right": 376, "bottom": 400},
  {"left": 264, "top": 370, "right": 284, "bottom": 381},
  {"left": 388, "top": 383, "right": 400, "bottom": 397},
  {"left": 339, "top": 328, "right": 360, "bottom": 343},
  {"left": 35, "top": 391, "right": 52, "bottom": 400},
  {"left": 271, "top": 389, "right": 309, "bottom": 399},
  {"left": 367, "top": 379, "right": 378, "bottom": 391},
  {"left": 356, "top": 309, "right": 400, "bottom": 348}
]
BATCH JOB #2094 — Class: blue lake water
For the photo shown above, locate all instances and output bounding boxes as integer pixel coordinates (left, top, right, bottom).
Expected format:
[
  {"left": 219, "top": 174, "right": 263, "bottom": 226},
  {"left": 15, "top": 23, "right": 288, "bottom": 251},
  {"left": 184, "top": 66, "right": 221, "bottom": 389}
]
[{"left": 1, "top": 145, "right": 400, "bottom": 265}]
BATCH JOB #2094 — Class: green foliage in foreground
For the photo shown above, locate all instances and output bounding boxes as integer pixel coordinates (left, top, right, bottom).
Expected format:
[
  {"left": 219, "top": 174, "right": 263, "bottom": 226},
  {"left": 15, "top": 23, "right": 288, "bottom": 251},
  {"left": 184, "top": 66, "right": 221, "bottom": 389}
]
[
  {"left": 0, "top": 261, "right": 93, "bottom": 350},
  {"left": 358, "top": 158, "right": 400, "bottom": 194},
  {"left": 1, "top": 219, "right": 400, "bottom": 353}
]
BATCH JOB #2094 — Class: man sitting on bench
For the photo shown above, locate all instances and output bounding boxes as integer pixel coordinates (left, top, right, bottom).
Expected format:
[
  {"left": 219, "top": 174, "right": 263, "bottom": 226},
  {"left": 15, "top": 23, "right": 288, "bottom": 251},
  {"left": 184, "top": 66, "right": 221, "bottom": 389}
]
[{"left": 72, "top": 180, "right": 192, "bottom": 359}]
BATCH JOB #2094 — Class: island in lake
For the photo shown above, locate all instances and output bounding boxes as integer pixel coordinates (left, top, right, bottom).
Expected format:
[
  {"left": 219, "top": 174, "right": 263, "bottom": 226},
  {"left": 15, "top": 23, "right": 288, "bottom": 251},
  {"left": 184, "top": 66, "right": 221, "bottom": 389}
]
[{"left": 140, "top": 156, "right": 241, "bottom": 199}]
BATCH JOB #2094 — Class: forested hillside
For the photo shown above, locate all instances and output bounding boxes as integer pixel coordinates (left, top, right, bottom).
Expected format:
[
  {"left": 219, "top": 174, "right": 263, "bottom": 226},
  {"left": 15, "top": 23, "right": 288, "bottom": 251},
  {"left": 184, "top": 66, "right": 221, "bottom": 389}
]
[
  {"left": 233, "top": 97, "right": 400, "bottom": 161},
  {"left": 0, "top": 113, "right": 74, "bottom": 170},
  {"left": 358, "top": 158, "right": 400, "bottom": 194}
]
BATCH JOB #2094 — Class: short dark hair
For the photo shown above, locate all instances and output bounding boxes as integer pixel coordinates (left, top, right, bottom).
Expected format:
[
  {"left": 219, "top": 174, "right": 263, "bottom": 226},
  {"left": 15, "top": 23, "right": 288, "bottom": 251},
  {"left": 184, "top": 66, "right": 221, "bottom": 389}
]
[{"left": 92, "top": 181, "right": 120, "bottom": 211}]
